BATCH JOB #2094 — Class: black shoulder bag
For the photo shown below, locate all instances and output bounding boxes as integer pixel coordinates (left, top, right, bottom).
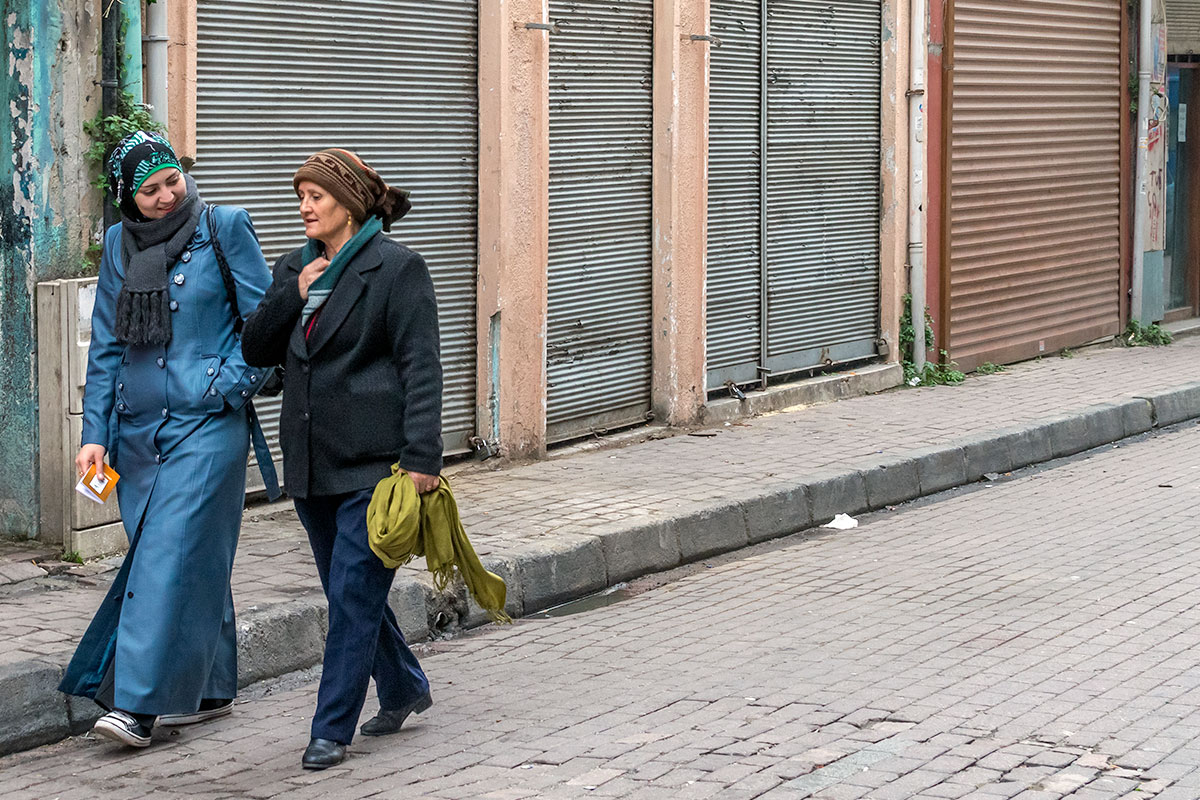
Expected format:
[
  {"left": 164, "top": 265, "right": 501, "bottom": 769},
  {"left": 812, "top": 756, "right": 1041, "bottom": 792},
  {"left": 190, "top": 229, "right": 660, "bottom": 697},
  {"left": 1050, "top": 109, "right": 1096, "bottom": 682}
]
[{"left": 206, "top": 205, "right": 284, "bottom": 397}]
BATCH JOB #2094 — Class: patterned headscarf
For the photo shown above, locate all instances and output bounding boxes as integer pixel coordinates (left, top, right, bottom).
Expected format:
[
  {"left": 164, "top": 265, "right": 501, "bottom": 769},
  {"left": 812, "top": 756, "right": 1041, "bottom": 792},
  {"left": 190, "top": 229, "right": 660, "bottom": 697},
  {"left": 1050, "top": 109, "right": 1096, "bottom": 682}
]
[
  {"left": 106, "top": 131, "right": 183, "bottom": 221},
  {"left": 292, "top": 148, "right": 411, "bottom": 231}
]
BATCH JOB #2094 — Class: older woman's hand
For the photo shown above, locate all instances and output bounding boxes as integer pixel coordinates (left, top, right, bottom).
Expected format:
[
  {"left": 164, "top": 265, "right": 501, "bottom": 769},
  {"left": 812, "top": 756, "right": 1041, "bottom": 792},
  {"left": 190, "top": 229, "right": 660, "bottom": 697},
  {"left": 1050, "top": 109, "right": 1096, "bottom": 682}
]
[
  {"left": 408, "top": 471, "right": 440, "bottom": 494},
  {"left": 297, "top": 255, "right": 331, "bottom": 301}
]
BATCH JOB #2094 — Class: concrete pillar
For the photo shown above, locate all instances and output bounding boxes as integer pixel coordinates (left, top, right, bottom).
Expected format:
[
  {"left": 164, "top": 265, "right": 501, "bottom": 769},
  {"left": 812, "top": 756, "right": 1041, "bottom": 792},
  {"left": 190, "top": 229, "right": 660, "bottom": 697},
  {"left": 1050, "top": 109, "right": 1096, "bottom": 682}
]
[
  {"left": 477, "top": 0, "right": 551, "bottom": 459},
  {"left": 879, "top": 0, "right": 910, "bottom": 366},
  {"left": 652, "top": 0, "right": 709, "bottom": 427},
  {"left": 166, "top": 0, "right": 197, "bottom": 161}
]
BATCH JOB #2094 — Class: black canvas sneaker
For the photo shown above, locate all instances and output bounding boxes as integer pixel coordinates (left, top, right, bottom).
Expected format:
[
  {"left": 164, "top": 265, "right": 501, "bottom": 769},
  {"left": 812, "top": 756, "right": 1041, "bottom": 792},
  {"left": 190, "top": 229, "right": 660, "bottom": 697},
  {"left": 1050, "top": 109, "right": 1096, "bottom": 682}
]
[
  {"left": 92, "top": 710, "right": 153, "bottom": 748},
  {"left": 157, "top": 698, "right": 234, "bottom": 727}
]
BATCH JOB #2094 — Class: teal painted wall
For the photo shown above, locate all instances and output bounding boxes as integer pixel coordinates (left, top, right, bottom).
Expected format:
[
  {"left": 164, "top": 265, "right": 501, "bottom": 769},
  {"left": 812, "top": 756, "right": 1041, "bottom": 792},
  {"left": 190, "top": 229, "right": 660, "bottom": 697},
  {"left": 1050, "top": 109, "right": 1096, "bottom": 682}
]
[{"left": 1, "top": 0, "right": 102, "bottom": 539}]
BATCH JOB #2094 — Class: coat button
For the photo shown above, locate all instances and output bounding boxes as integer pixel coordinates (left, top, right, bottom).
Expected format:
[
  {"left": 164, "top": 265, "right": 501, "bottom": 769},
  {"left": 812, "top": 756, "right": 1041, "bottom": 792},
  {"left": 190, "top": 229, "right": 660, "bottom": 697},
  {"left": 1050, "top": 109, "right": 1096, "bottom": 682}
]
[
  {"left": 181, "top": 251, "right": 192, "bottom": 263},
  {"left": 240, "top": 390, "right": 249, "bottom": 397},
  {"left": 207, "top": 367, "right": 215, "bottom": 376},
  {"left": 156, "top": 357, "right": 165, "bottom": 368},
  {"left": 173, "top": 273, "right": 185, "bottom": 286},
  {"left": 117, "top": 382, "right": 124, "bottom": 391},
  {"left": 169, "top": 300, "right": 179, "bottom": 311},
  {"left": 117, "top": 403, "right": 126, "bottom": 412},
  {"left": 301, "top": 364, "right": 309, "bottom": 373},
  {"left": 161, "top": 408, "right": 169, "bottom": 418},
  {"left": 154, "top": 454, "right": 161, "bottom": 464},
  {"left": 303, "top": 412, "right": 311, "bottom": 420},
  {"left": 209, "top": 388, "right": 218, "bottom": 396},
  {"left": 127, "top": 592, "right": 133, "bottom": 599},
  {"left": 250, "top": 374, "right": 258, "bottom": 383}
]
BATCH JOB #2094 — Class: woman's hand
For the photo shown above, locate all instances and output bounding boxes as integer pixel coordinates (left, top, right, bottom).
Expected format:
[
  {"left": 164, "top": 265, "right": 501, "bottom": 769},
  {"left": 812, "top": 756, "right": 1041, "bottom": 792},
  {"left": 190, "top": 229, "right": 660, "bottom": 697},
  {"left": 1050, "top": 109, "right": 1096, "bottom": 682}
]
[
  {"left": 408, "top": 471, "right": 440, "bottom": 494},
  {"left": 297, "top": 256, "right": 332, "bottom": 300},
  {"left": 75, "top": 444, "right": 107, "bottom": 480}
]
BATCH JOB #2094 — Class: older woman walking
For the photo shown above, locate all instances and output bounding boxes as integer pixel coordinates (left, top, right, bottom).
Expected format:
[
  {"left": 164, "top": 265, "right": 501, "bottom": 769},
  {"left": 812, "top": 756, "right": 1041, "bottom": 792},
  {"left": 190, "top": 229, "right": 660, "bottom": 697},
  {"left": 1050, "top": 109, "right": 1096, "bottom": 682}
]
[
  {"left": 241, "top": 149, "right": 441, "bottom": 769},
  {"left": 60, "top": 131, "right": 277, "bottom": 747}
]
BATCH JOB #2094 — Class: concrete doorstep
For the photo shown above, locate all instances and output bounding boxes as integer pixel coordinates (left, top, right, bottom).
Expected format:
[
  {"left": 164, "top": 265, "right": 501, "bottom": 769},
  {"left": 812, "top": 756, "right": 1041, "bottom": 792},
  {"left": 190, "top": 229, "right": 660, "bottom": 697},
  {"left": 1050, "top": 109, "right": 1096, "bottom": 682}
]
[{"left": 3, "top": 381, "right": 1200, "bottom": 757}]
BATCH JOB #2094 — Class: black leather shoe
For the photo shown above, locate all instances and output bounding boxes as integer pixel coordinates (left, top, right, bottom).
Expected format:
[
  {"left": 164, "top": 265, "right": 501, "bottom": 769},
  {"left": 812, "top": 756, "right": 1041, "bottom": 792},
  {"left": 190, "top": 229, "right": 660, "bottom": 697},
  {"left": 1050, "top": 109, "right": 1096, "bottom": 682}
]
[
  {"left": 301, "top": 737, "right": 347, "bottom": 770},
  {"left": 360, "top": 691, "right": 433, "bottom": 737}
]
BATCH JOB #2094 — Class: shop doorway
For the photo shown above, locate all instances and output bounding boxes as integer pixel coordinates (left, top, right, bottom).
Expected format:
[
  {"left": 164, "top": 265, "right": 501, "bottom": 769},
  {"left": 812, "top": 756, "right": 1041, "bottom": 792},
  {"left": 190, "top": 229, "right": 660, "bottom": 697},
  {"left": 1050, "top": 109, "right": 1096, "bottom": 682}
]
[{"left": 1165, "top": 62, "right": 1200, "bottom": 320}]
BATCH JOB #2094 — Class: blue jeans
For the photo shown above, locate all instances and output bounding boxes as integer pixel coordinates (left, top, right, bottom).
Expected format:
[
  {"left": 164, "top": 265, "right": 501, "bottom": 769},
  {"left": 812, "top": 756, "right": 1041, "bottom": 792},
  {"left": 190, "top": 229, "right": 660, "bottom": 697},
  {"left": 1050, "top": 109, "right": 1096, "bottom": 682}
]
[{"left": 294, "top": 488, "right": 430, "bottom": 744}]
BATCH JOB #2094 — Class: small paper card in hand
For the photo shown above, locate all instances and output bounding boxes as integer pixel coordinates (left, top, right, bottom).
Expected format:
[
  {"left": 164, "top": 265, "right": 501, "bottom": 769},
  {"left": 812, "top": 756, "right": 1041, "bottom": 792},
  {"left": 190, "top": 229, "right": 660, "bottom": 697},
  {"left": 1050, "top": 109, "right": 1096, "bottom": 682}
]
[{"left": 76, "top": 463, "right": 120, "bottom": 505}]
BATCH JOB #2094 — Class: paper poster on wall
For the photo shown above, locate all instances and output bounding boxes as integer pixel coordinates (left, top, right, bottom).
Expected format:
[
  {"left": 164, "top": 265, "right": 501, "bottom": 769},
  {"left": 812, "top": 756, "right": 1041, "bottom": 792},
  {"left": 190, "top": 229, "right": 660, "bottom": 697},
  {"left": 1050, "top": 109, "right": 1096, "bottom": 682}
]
[{"left": 1144, "top": 22, "right": 1169, "bottom": 252}]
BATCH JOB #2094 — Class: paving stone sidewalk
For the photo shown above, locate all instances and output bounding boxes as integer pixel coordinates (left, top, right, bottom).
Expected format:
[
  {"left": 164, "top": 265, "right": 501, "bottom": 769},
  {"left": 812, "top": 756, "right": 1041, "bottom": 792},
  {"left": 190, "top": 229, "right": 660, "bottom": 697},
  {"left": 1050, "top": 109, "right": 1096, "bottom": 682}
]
[
  {"left": 2, "top": 339, "right": 1200, "bottom": 755},
  {"left": 5, "top": 405, "right": 1200, "bottom": 799}
]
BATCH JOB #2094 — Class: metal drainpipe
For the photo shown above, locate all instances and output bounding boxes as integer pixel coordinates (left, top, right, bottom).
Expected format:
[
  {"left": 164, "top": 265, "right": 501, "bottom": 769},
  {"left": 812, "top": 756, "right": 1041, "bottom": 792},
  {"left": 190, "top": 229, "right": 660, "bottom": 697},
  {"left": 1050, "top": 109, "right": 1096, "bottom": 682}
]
[
  {"left": 907, "top": 0, "right": 928, "bottom": 374},
  {"left": 1131, "top": 0, "right": 1152, "bottom": 323},
  {"left": 120, "top": 0, "right": 143, "bottom": 102},
  {"left": 101, "top": 1, "right": 120, "bottom": 227},
  {"left": 144, "top": 0, "right": 170, "bottom": 127}
]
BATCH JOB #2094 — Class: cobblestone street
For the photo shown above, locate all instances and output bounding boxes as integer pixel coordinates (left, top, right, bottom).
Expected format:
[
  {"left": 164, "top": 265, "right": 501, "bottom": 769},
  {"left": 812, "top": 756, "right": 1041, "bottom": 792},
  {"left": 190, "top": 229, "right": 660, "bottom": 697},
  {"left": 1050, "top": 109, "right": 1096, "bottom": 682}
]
[{"left": 5, "top": 420, "right": 1200, "bottom": 798}]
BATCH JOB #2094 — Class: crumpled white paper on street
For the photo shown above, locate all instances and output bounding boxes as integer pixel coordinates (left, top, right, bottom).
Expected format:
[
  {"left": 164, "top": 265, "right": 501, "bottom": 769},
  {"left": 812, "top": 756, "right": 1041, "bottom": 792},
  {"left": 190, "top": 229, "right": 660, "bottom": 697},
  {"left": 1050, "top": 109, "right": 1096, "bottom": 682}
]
[{"left": 822, "top": 513, "right": 859, "bottom": 530}]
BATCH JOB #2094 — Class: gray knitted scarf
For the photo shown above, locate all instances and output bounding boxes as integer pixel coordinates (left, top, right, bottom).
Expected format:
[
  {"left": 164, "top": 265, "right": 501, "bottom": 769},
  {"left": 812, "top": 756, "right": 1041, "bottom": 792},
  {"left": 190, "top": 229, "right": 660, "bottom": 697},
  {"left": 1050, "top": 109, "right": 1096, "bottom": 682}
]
[{"left": 115, "top": 174, "right": 203, "bottom": 346}]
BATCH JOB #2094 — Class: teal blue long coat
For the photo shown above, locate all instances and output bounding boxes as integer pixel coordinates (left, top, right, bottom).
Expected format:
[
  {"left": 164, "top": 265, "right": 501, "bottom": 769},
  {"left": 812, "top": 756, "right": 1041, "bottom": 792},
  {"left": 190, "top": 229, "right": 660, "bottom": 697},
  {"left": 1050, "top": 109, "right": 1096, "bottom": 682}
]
[{"left": 60, "top": 205, "right": 273, "bottom": 715}]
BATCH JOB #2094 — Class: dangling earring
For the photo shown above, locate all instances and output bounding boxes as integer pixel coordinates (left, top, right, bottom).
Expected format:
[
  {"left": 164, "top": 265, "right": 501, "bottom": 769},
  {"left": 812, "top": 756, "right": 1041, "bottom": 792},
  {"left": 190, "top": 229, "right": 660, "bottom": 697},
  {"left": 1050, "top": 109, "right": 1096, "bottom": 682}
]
[{"left": 346, "top": 213, "right": 353, "bottom": 227}]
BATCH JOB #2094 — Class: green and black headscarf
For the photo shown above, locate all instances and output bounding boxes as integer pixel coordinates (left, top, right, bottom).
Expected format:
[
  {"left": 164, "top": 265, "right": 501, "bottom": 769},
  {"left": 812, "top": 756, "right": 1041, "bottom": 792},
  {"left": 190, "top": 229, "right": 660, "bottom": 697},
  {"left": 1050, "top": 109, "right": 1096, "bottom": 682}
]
[{"left": 105, "top": 131, "right": 203, "bottom": 346}]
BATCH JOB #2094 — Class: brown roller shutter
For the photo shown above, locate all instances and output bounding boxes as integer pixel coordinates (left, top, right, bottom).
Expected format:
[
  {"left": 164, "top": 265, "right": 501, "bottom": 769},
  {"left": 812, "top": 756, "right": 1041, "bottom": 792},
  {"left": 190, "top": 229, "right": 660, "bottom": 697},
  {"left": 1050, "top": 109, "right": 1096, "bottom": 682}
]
[{"left": 946, "top": 0, "right": 1123, "bottom": 371}]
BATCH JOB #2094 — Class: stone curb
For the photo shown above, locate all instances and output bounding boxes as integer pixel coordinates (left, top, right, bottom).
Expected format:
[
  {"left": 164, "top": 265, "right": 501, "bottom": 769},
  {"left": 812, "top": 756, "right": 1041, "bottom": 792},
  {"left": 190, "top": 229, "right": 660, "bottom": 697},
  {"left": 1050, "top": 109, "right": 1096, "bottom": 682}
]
[{"left": 4, "top": 383, "right": 1200, "bottom": 756}]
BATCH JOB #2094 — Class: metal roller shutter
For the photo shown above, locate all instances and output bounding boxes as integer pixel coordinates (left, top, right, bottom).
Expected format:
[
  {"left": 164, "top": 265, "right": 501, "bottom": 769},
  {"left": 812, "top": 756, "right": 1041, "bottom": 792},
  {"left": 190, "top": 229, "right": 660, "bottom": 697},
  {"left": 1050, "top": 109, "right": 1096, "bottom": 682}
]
[
  {"left": 193, "top": 0, "right": 479, "bottom": 472},
  {"left": 546, "top": 0, "right": 655, "bottom": 443},
  {"left": 1166, "top": 0, "right": 1200, "bottom": 55},
  {"left": 706, "top": 1, "right": 882, "bottom": 391},
  {"left": 947, "top": 0, "right": 1122, "bottom": 371},
  {"left": 764, "top": 0, "right": 882, "bottom": 374},
  {"left": 707, "top": 0, "right": 764, "bottom": 389}
]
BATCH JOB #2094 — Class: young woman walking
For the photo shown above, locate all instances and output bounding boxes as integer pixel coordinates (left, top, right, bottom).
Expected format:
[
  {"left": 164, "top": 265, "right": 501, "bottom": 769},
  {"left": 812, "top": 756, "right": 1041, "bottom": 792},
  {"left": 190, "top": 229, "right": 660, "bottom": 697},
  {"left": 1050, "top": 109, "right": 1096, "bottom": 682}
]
[{"left": 60, "top": 131, "right": 277, "bottom": 747}]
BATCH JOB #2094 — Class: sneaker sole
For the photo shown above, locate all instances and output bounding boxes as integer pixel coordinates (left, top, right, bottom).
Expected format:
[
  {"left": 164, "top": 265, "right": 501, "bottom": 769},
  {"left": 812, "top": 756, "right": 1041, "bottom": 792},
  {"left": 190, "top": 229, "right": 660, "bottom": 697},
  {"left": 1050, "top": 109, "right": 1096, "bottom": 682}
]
[
  {"left": 156, "top": 703, "right": 233, "bottom": 727},
  {"left": 93, "top": 719, "right": 151, "bottom": 748}
]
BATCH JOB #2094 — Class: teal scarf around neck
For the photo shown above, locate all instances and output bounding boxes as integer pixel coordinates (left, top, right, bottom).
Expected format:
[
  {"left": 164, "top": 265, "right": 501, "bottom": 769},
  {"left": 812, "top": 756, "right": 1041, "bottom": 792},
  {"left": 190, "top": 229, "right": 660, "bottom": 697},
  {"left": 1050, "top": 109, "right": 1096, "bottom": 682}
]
[{"left": 301, "top": 216, "right": 383, "bottom": 325}]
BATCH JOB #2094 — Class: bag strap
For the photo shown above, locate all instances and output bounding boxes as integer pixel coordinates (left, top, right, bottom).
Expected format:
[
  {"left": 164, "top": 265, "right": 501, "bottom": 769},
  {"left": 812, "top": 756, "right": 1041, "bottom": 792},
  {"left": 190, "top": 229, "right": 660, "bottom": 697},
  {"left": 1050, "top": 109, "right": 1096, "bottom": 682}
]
[{"left": 205, "top": 204, "right": 244, "bottom": 334}]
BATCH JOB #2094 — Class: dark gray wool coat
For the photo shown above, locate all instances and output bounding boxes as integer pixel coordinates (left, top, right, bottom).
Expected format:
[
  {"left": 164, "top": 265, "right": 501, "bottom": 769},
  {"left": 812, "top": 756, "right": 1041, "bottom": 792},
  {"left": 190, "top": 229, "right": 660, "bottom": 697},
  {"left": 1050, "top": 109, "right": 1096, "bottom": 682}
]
[{"left": 240, "top": 231, "right": 444, "bottom": 498}]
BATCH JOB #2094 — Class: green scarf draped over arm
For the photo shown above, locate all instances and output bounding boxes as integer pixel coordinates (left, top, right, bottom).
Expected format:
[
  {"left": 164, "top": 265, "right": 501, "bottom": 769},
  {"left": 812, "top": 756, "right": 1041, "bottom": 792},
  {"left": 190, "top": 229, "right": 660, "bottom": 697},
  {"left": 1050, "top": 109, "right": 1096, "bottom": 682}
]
[{"left": 367, "top": 466, "right": 512, "bottom": 624}]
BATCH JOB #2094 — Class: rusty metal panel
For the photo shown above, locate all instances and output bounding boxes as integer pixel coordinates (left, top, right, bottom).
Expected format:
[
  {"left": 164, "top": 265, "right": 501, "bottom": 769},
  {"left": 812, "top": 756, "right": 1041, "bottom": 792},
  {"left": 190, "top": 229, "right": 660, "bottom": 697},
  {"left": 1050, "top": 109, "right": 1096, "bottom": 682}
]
[
  {"left": 1166, "top": 0, "right": 1200, "bottom": 55},
  {"left": 546, "top": 0, "right": 654, "bottom": 442},
  {"left": 948, "top": 0, "right": 1123, "bottom": 370}
]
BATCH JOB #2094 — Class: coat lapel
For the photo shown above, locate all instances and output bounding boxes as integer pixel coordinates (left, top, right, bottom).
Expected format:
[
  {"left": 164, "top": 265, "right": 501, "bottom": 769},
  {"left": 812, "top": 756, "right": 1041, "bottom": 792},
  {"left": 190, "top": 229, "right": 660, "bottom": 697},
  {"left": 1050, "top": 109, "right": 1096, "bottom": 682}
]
[
  {"left": 304, "top": 236, "right": 384, "bottom": 358},
  {"left": 286, "top": 256, "right": 309, "bottom": 361}
]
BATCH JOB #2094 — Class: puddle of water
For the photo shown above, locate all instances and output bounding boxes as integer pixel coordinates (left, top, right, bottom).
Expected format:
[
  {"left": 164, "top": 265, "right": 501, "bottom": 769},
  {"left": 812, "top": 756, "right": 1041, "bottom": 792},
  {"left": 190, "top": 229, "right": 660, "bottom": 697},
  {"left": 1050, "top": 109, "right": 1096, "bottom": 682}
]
[{"left": 527, "top": 584, "right": 636, "bottom": 619}]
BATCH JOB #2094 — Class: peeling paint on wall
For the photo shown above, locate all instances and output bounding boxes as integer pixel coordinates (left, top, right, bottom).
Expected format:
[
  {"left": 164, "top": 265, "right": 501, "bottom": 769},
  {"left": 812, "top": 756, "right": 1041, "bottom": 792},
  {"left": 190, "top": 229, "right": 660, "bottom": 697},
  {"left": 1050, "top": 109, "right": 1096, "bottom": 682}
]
[{"left": 1, "top": 0, "right": 101, "bottom": 539}]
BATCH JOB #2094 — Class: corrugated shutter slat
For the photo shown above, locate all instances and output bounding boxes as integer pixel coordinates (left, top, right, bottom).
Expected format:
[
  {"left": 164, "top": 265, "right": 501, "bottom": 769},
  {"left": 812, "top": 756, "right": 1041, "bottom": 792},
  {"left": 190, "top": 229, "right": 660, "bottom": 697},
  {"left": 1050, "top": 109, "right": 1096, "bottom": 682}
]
[
  {"left": 194, "top": 0, "right": 479, "bottom": 463},
  {"left": 765, "top": 0, "right": 882, "bottom": 371},
  {"left": 948, "top": 0, "right": 1122, "bottom": 368},
  {"left": 546, "top": 0, "right": 654, "bottom": 442},
  {"left": 707, "top": 0, "right": 764, "bottom": 388},
  {"left": 707, "top": 1, "right": 882, "bottom": 389}
]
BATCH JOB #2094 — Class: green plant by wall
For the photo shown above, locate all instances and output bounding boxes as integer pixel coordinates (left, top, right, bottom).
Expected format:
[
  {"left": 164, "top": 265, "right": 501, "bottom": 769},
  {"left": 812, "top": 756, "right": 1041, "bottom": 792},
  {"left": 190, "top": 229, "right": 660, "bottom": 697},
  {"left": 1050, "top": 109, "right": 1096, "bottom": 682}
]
[
  {"left": 900, "top": 294, "right": 966, "bottom": 387},
  {"left": 79, "top": 91, "right": 165, "bottom": 274},
  {"left": 1122, "top": 320, "right": 1174, "bottom": 347},
  {"left": 83, "top": 90, "right": 165, "bottom": 197},
  {"left": 976, "top": 362, "right": 1005, "bottom": 375}
]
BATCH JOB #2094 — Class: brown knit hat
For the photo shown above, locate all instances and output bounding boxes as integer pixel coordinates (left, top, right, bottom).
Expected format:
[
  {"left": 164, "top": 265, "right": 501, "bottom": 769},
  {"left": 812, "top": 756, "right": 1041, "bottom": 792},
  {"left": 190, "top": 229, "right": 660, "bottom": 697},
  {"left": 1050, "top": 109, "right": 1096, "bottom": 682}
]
[{"left": 293, "top": 148, "right": 411, "bottom": 231}]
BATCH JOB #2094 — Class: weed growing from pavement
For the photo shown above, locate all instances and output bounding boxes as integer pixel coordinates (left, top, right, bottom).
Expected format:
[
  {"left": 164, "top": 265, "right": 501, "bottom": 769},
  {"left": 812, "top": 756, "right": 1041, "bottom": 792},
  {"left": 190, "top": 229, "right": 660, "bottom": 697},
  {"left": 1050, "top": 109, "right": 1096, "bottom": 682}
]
[
  {"left": 1122, "top": 320, "right": 1174, "bottom": 347},
  {"left": 976, "top": 362, "right": 1005, "bottom": 375},
  {"left": 900, "top": 295, "right": 966, "bottom": 387}
]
